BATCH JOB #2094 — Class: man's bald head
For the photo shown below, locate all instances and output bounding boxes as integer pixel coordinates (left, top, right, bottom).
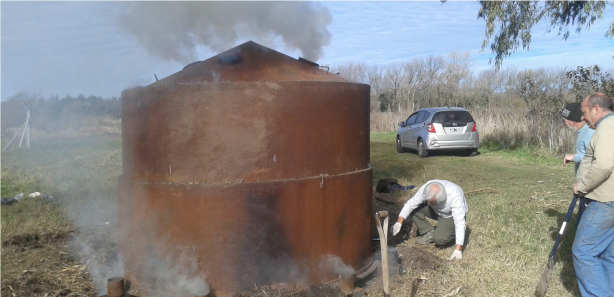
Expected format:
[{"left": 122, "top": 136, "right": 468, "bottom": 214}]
[{"left": 425, "top": 182, "right": 447, "bottom": 205}]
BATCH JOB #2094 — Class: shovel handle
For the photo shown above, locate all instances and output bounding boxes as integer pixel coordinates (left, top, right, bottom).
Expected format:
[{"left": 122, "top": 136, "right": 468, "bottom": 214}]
[
  {"left": 548, "top": 195, "right": 578, "bottom": 260},
  {"left": 374, "top": 212, "right": 390, "bottom": 295},
  {"left": 376, "top": 211, "right": 389, "bottom": 218}
]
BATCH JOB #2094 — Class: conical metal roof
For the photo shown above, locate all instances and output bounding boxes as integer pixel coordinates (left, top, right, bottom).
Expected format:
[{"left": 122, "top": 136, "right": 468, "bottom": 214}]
[{"left": 155, "top": 41, "right": 347, "bottom": 84}]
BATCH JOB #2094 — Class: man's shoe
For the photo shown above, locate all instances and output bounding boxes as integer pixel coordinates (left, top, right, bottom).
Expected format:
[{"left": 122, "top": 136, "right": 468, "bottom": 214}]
[{"left": 416, "top": 230, "right": 434, "bottom": 245}]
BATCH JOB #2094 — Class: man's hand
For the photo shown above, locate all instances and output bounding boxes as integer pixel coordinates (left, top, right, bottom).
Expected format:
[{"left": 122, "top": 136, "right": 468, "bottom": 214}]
[
  {"left": 563, "top": 154, "right": 574, "bottom": 166},
  {"left": 449, "top": 249, "right": 462, "bottom": 260},
  {"left": 391, "top": 222, "right": 402, "bottom": 236},
  {"left": 573, "top": 183, "right": 579, "bottom": 195}
]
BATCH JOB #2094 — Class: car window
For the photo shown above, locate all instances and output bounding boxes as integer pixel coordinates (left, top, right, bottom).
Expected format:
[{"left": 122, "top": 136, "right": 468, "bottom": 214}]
[
  {"left": 405, "top": 113, "right": 419, "bottom": 125},
  {"left": 417, "top": 111, "right": 431, "bottom": 123},
  {"left": 432, "top": 111, "right": 474, "bottom": 124},
  {"left": 414, "top": 111, "right": 425, "bottom": 124}
]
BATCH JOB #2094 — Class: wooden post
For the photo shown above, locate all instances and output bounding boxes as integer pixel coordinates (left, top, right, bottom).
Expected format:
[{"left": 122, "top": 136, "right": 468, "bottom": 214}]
[{"left": 4, "top": 104, "right": 31, "bottom": 151}]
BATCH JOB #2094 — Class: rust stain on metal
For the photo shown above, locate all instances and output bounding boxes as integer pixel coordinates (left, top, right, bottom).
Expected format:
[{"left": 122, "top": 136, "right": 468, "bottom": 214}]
[{"left": 119, "top": 41, "right": 372, "bottom": 295}]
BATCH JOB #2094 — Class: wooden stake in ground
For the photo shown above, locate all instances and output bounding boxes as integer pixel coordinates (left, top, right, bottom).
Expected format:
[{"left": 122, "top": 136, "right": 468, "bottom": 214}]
[{"left": 375, "top": 210, "right": 390, "bottom": 297}]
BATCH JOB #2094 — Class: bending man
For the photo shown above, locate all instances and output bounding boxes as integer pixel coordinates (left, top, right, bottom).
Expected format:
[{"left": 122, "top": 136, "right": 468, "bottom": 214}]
[{"left": 391, "top": 180, "right": 468, "bottom": 260}]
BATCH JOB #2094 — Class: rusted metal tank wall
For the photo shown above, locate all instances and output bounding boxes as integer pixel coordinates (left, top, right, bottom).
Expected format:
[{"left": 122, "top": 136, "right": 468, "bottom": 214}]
[{"left": 118, "top": 42, "right": 372, "bottom": 296}]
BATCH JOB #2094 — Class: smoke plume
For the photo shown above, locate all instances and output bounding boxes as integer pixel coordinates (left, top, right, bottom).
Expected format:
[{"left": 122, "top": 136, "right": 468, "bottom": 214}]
[
  {"left": 116, "top": 2, "right": 332, "bottom": 63},
  {"left": 318, "top": 255, "right": 356, "bottom": 277}
]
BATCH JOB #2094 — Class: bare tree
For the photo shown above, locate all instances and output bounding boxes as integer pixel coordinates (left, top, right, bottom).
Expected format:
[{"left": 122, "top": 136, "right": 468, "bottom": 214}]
[
  {"left": 367, "top": 65, "right": 384, "bottom": 111},
  {"left": 403, "top": 59, "right": 426, "bottom": 112},
  {"left": 383, "top": 63, "right": 406, "bottom": 112},
  {"left": 332, "top": 62, "right": 368, "bottom": 84},
  {"left": 418, "top": 55, "right": 445, "bottom": 107},
  {"left": 439, "top": 51, "right": 472, "bottom": 107}
]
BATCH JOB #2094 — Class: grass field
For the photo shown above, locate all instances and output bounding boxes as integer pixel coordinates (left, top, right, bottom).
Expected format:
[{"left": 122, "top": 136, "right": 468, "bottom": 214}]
[
  {"left": 1, "top": 136, "right": 122, "bottom": 297},
  {"left": 370, "top": 132, "right": 579, "bottom": 297},
  {"left": 1, "top": 133, "right": 581, "bottom": 296}
]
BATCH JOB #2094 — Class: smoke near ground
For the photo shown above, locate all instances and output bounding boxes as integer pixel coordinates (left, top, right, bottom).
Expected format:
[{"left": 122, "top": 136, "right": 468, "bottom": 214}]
[
  {"left": 319, "top": 254, "right": 356, "bottom": 277},
  {"left": 129, "top": 244, "right": 209, "bottom": 296},
  {"left": 115, "top": 2, "right": 332, "bottom": 63}
]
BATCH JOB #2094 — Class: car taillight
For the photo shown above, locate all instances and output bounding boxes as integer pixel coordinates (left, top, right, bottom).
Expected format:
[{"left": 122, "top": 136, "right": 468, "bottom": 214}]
[
  {"left": 426, "top": 123, "right": 436, "bottom": 133},
  {"left": 472, "top": 122, "right": 477, "bottom": 132}
]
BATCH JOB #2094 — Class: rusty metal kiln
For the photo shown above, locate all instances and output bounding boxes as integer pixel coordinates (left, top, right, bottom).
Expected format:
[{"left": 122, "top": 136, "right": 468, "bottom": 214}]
[{"left": 118, "top": 41, "right": 372, "bottom": 296}]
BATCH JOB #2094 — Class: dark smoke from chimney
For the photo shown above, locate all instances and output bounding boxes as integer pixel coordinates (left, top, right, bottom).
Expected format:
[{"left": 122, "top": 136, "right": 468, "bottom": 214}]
[{"left": 115, "top": 2, "right": 332, "bottom": 63}]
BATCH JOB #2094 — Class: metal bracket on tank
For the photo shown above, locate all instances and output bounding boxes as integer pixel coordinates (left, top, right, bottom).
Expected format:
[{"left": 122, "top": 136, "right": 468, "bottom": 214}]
[
  {"left": 297, "top": 57, "right": 329, "bottom": 74},
  {"left": 315, "top": 65, "right": 330, "bottom": 74}
]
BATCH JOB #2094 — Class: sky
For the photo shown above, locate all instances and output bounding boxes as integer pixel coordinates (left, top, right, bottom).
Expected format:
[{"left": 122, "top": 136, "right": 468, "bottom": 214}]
[{"left": 1, "top": 1, "right": 613, "bottom": 101}]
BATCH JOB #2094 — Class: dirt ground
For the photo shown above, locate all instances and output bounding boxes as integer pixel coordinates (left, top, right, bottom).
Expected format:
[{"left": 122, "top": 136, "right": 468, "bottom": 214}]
[
  {"left": 1, "top": 214, "right": 119, "bottom": 297},
  {"left": 362, "top": 188, "right": 451, "bottom": 297},
  {"left": 1, "top": 231, "right": 96, "bottom": 297},
  {"left": 1, "top": 187, "right": 449, "bottom": 297}
]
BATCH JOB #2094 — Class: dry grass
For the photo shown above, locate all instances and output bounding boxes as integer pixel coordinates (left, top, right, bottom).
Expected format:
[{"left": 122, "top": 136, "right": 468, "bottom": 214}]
[
  {"left": 371, "top": 112, "right": 406, "bottom": 133},
  {"left": 370, "top": 108, "right": 576, "bottom": 156},
  {"left": 1, "top": 231, "right": 96, "bottom": 297},
  {"left": 2, "top": 116, "right": 120, "bottom": 146},
  {"left": 2, "top": 136, "right": 122, "bottom": 297},
  {"left": 34, "top": 116, "right": 121, "bottom": 142},
  {"left": 0, "top": 199, "right": 73, "bottom": 241}
]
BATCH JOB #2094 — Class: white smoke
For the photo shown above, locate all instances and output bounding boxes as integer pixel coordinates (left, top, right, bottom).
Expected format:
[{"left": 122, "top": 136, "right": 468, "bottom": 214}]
[
  {"left": 152, "top": 250, "right": 210, "bottom": 297},
  {"left": 69, "top": 237, "right": 124, "bottom": 294},
  {"left": 318, "top": 254, "right": 356, "bottom": 277},
  {"left": 115, "top": 2, "right": 332, "bottom": 63},
  {"left": 129, "top": 244, "right": 210, "bottom": 297}
]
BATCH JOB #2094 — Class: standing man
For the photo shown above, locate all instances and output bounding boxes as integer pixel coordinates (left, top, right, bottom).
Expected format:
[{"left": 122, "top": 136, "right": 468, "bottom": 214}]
[
  {"left": 391, "top": 180, "right": 468, "bottom": 260},
  {"left": 562, "top": 102, "right": 594, "bottom": 174},
  {"left": 561, "top": 102, "right": 595, "bottom": 226},
  {"left": 572, "top": 92, "right": 614, "bottom": 296}
]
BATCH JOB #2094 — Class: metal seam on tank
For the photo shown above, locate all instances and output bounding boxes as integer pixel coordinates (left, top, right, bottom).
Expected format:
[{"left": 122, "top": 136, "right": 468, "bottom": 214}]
[
  {"left": 141, "top": 81, "right": 369, "bottom": 89},
  {"left": 123, "top": 167, "right": 372, "bottom": 186}
]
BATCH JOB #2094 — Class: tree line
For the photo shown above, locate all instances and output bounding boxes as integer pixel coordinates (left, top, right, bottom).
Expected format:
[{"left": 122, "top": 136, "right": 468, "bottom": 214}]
[
  {"left": 331, "top": 53, "right": 614, "bottom": 116},
  {"left": 1, "top": 92, "right": 120, "bottom": 138},
  {"left": 3, "top": 55, "right": 613, "bottom": 125},
  {"left": 334, "top": 52, "right": 613, "bottom": 155},
  {"left": 2, "top": 56, "right": 613, "bottom": 143}
]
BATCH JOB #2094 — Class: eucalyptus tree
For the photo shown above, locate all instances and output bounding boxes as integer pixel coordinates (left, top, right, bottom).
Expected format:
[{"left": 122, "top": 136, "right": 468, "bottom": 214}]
[
  {"left": 566, "top": 65, "right": 614, "bottom": 99},
  {"left": 472, "top": 1, "right": 613, "bottom": 70}
]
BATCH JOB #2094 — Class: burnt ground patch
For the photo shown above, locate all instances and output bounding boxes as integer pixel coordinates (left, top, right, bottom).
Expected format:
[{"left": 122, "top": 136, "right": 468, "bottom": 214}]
[
  {"left": 1, "top": 232, "right": 97, "bottom": 297},
  {"left": 396, "top": 246, "right": 443, "bottom": 273}
]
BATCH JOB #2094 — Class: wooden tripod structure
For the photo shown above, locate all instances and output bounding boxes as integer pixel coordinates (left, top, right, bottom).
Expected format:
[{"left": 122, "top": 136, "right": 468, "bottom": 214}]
[{"left": 3, "top": 103, "right": 31, "bottom": 151}]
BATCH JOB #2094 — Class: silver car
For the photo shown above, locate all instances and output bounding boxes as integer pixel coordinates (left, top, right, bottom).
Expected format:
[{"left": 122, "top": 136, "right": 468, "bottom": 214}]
[{"left": 396, "top": 107, "right": 479, "bottom": 157}]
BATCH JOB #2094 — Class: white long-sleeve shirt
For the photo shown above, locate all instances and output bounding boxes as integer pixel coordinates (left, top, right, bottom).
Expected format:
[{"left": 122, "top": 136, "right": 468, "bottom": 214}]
[{"left": 398, "top": 179, "right": 468, "bottom": 246}]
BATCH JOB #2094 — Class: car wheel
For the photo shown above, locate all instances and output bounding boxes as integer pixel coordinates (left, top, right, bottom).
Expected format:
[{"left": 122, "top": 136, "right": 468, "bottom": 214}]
[
  {"left": 417, "top": 139, "right": 429, "bottom": 158},
  {"left": 469, "top": 148, "right": 478, "bottom": 157},
  {"left": 396, "top": 136, "right": 404, "bottom": 153}
]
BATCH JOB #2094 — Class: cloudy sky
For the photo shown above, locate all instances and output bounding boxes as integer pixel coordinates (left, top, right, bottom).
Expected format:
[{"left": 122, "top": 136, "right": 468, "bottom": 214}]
[{"left": 2, "top": 1, "right": 613, "bottom": 101}]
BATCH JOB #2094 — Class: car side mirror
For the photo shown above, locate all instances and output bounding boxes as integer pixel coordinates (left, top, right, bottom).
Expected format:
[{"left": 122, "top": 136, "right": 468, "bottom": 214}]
[{"left": 398, "top": 121, "right": 405, "bottom": 127}]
